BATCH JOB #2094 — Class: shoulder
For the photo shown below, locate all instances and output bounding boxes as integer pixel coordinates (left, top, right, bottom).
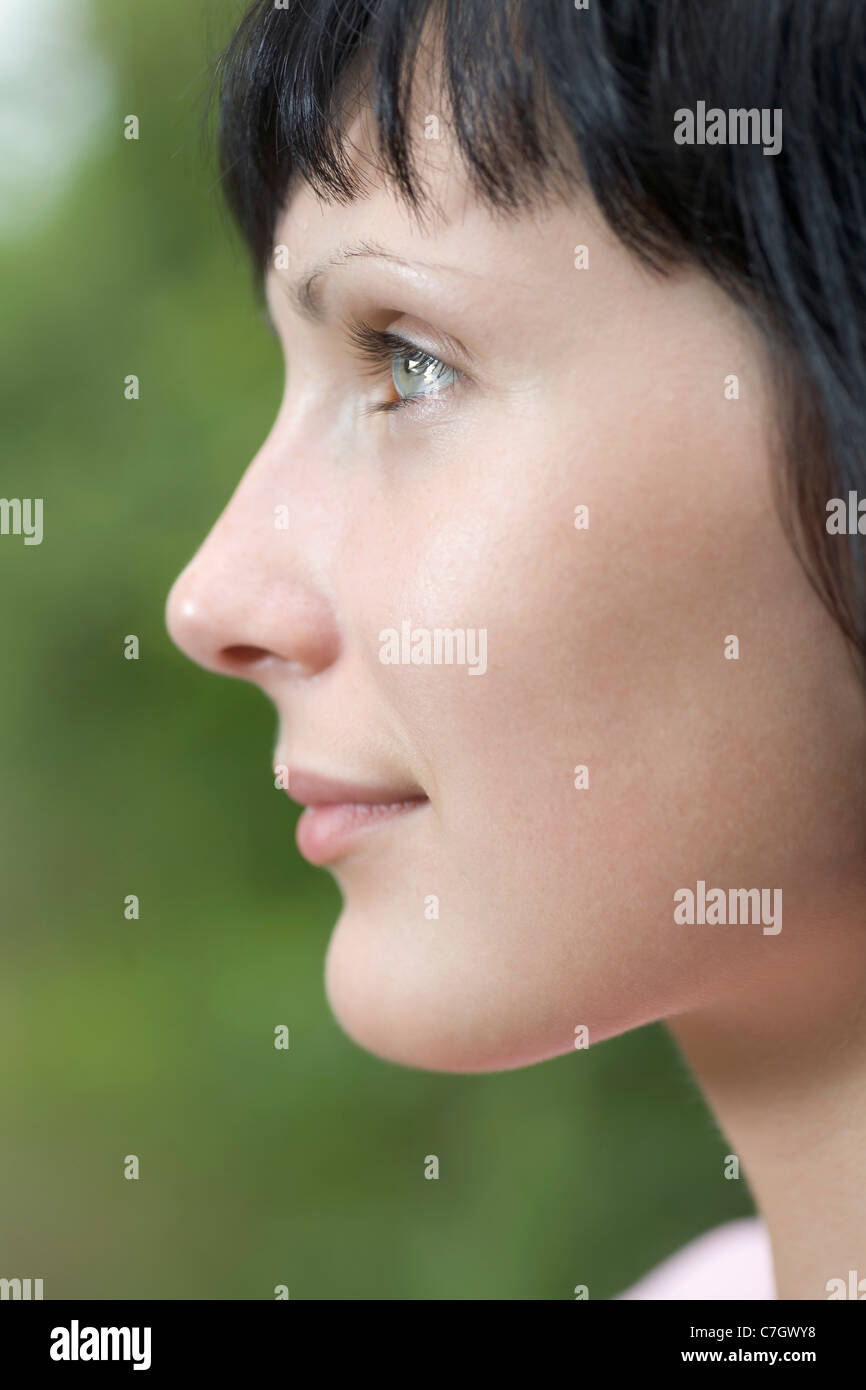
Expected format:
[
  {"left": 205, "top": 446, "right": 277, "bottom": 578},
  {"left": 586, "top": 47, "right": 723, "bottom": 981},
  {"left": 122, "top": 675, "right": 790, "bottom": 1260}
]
[{"left": 616, "top": 1217, "right": 775, "bottom": 1300}]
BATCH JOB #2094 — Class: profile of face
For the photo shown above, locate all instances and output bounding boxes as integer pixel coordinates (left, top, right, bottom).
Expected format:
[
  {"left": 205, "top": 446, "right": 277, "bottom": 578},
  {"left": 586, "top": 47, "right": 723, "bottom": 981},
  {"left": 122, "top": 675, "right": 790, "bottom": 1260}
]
[{"left": 166, "top": 95, "right": 866, "bottom": 1075}]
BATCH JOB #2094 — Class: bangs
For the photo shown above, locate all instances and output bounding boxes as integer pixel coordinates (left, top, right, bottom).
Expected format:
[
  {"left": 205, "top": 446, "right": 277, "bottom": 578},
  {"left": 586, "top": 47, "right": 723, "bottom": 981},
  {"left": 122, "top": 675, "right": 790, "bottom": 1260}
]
[{"left": 214, "top": 0, "right": 673, "bottom": 281}]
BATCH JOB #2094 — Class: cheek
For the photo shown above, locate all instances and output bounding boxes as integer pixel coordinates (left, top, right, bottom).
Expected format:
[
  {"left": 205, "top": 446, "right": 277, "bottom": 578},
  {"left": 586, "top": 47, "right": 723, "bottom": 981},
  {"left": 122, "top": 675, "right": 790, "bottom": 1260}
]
[{"left": 325, "top": 359, "right": 863, "bottom": 1073}]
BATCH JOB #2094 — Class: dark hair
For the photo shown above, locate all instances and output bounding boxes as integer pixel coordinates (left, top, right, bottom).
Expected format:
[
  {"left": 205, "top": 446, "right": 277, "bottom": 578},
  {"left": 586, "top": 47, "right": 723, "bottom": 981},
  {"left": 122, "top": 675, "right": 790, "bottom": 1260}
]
[{"left": 216, "top": 0, "right": 866, "bottom": 677}]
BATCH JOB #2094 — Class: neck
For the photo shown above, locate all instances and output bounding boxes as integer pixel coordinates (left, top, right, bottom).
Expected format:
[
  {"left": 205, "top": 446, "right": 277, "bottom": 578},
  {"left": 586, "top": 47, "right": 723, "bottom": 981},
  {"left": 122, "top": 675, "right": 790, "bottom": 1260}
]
[{"left": 667, "top": 875, "right": 866, "bottom": 1301}]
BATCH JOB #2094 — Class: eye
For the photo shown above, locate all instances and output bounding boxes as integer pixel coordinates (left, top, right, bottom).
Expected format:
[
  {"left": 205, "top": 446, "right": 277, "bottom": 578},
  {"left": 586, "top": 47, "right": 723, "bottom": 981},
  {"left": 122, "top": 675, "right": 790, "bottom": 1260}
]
[
  {"left": 346, "top": 320, "right": 463, "bottom": 414},
  {"left": 392, "top": 345, "right": 457, "bottom": 402}
]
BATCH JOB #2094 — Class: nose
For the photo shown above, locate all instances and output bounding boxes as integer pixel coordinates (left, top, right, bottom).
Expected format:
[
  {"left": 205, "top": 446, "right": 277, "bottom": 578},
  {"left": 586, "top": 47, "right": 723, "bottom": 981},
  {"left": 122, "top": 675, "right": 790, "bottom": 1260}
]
[{"left": 165, "top": 465, "right": 340, "bottom": 684}]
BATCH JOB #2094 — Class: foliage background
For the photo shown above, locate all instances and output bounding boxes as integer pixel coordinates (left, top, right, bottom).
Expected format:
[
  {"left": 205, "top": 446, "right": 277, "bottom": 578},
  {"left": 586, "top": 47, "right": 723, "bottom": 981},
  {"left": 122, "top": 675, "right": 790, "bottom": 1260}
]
[{"left": 0, "top": 0, "right": 753, "bottom": 1298}]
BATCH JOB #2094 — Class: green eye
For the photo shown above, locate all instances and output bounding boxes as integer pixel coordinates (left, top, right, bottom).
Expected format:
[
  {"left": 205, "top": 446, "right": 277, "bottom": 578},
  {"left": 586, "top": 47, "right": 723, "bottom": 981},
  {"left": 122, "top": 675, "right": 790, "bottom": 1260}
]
[{"left": 392, "top": 347, "right": 457, "bottom": 401}]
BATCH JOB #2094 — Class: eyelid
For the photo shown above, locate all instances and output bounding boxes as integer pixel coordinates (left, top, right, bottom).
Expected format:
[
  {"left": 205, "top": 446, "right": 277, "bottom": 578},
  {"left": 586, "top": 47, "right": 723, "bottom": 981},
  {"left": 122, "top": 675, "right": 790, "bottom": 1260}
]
[
  {"left": 344, "top": 319, "right": 463, "bottom": 380},
  {"left": 346, "top": 321, "right": 418, "bottom": 374}
]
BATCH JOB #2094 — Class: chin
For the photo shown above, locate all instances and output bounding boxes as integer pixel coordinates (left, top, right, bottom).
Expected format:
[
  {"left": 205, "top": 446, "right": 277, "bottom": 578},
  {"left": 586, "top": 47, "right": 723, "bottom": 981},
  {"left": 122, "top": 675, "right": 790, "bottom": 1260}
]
[{"left": 322, "top": 905, "right": 589, "bottom": 1074}]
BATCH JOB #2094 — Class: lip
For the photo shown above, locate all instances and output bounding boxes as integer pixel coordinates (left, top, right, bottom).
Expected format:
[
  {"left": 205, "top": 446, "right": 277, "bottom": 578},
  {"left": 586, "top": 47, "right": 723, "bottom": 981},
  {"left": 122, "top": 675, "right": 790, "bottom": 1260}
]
[{"left": 284, "top": 769, "right": 428, "bottom": 865}]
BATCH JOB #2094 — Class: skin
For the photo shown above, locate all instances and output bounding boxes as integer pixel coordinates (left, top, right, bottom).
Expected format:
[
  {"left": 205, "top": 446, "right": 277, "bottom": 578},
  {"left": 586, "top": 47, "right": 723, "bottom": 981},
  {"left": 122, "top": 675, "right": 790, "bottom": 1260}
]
[{"left": 166, "top": 96, "right": 866, "bottom": 1299}]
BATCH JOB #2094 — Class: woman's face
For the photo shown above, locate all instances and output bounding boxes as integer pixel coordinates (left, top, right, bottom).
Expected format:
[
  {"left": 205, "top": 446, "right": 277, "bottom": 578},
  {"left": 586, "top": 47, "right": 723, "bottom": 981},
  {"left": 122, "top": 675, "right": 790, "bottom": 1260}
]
[{"left": 166, "top": 114, "right": 866, "bottom": 1072}]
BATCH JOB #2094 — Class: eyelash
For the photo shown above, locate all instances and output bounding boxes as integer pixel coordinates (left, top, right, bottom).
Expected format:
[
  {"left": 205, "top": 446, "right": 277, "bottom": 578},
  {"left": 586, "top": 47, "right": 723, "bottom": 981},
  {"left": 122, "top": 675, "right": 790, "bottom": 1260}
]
[{"left": 346, "top": 320, "right": 461, "bottom": 415}]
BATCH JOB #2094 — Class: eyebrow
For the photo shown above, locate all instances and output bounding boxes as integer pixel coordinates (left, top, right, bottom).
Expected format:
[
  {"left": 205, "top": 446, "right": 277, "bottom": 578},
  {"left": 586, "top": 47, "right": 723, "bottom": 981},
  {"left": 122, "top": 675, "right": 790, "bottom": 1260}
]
[{"left": 274, "top": 239, "right": 448, "bottom": 324}]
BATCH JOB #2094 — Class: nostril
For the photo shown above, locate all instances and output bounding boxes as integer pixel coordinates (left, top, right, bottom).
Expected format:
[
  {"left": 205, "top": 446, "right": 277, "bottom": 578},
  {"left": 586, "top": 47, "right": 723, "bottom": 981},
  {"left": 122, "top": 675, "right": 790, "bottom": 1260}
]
[{"left": 221, "top": 644, "right": 274, "bottom": 670}]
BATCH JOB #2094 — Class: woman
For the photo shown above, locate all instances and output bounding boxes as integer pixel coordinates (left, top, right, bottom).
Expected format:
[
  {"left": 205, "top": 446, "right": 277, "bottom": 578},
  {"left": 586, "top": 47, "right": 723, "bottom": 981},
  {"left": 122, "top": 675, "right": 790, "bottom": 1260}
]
[{"left": 166, "top": 0, "right": 866, "bottom": 1300}]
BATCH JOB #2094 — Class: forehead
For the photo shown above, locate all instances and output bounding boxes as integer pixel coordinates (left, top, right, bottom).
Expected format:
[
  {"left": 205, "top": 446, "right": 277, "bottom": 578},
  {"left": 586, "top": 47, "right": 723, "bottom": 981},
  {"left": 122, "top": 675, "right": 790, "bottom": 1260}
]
[
  {"left": 269, "top": 108, "right": 597, "bottom": 312},
  {"left": 272, "top": 98, "right": 472, "bottom": 253}
]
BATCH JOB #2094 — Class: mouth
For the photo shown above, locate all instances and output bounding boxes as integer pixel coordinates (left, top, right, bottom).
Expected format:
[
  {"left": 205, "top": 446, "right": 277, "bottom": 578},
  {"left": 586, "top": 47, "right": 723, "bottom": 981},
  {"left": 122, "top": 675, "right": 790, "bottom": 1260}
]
[{"left": 284, "top": 769, "right": 429, "bottom": 866}]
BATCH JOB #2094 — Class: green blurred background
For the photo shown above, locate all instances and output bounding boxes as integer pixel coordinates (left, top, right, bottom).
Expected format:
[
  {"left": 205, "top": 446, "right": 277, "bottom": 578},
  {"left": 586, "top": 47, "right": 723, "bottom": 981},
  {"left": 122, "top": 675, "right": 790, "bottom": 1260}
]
[{"left": 0, "top": 0, "right": 754, "bottom": 1299}]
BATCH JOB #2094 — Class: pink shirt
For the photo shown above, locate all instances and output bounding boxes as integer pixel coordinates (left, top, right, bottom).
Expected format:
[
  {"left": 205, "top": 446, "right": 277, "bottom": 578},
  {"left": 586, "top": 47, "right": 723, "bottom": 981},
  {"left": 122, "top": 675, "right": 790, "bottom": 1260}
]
[{"left": 617, "top": 1217, "right": 776, "bottom": 1300}]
